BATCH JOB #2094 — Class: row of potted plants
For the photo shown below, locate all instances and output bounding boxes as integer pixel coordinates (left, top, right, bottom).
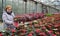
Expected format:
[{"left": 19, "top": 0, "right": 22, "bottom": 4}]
[{"left": 0, "top": 13, "right": 60, "bottom": 36}]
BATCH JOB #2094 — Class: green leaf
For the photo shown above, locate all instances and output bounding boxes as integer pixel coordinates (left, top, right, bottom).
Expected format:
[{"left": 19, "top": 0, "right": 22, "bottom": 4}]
[
  {"left": 28, "top": 29, "right": 32, "bottom": 32},
  {"left": 45, "top": 13, "right": 53, "bottom": 17}
]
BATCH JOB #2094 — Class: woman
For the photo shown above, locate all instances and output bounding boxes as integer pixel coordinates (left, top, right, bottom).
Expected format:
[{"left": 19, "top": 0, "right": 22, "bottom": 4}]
[{"left": 2, "top": 5, "right": 15, "bottom": 29}]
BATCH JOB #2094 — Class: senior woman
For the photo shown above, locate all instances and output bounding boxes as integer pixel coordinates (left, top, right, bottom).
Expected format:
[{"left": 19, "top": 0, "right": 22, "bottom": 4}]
[{"left": 2, "top": 5, "right": 15, "bottom": 30}]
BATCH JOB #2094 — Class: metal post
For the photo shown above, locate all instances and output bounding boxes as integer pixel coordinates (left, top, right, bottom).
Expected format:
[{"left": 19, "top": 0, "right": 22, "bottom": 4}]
[
  {"left": 1, "top": 0, "right": 3, "bottom": 21},
  {"left": 18, "top": 0, "right": 19, "bottom": 14},
  {"left": 45, "top": 6, "right": 48, "bottom": 13},
  {"left": 30, "top": 0, "right": 35, "bottom": 13},
  {"left": 23, "top": 0, "right": 27, "bottom": 14},
  {"left": 41, "top": 4, "right": 44, "bottom": 13},
  {"left": 5, "top": 0, "right": 6, "bottom": 7},
  {"left": 2, "top": 0, "right": 3, "bottom": 11},
  {"left": 34, "top": 1, "right": 38, "bottom": 13}
]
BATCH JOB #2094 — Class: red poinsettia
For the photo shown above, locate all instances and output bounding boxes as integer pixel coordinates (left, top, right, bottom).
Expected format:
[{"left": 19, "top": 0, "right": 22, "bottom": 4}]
[
  {"left": 42, "top": 26, "right": 46, "bottom": 30},
  {"left": 11, "top": 29, "right": 16, "bottom": 33},
  {"left": 11, "top": 34, "right": 14, "bottom": 36},
  {"left": 35, "top": 29, "right": 41, "bottom": 33},
  {"left": 13, "top": 22, "right": 19, "bottom": 28},
  {"left": 54, "top": 24, "right": 59, "bottom": 28},
  {"left": 47, "top": 25, "right": 52, "bottom": 28},
  {"left": 39, "top": 21, "right": 43, "bottom": 25},
  {"left": 39, "top": 32, "right": 47, "bottom": 36},
  {"left": 52, "top": 34, "right": 56, "bottom": 36},
  {"left": 28, "top": 33, "right": 33, "bottom": 36},
  {"left": 48, "top": 30, "right": 53, "bottom": 34},
  {"left": 34, "top": 24, "right": 40, "bottom": 28},
  {"left": 22, "top": 29, "right": 27, "bottom": 33},
  {"left": 0, "top": 32, "right": 3, "bottom": 36}
]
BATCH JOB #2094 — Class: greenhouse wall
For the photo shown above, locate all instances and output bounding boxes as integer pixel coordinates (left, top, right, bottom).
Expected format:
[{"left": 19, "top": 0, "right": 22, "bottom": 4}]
[
  {"left": 0, "top": 0, "right": 3, "bottom": 20},
  {"left": 0, "top": 0, "right": 60, "bottom": 20}
]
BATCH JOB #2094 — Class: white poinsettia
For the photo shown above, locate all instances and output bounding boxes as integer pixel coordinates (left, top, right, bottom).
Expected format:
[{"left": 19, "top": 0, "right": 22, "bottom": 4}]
[
  {"left": 52, "top": 29, "right": 58, "bottom": 30},
  {"left": 24, "top": 24, "right": 27, "bottom": 27},
  {"left": 24, "top": 22, "right": 30, "bottom": 27},
  {"left": 1, "top": 30, "right": 6, "bottom": 32},
  {"left": 24, "top": 22, "right": 29, "bottom": 25},
  {"left": 46, "top": 29, "right": 49, "bottom": 31},
  {"left": 33, "top": 20, "right": 38, "bottom": 23},
  {"left": 19, "top": 22, "right": 24, "bottom": 26}
]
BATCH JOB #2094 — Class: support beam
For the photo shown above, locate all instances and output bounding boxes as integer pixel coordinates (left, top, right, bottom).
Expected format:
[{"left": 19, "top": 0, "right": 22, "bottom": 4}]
[
  {"left": 23, "top": 0, "right": 27, "bottom": 13},
  {"left": 23, "top": 0, "right": 27, "bottom": 2}
]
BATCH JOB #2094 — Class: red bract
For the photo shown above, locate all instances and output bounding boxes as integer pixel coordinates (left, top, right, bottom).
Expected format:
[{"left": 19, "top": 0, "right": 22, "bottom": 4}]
[
  {"left": 11, "top": 29, "right": 16, "bottom": 33},
  {"left": 35, "top": 29, "right": 41, "bottom": 33},
  {"left": 20, "top": 33, "right": 25, "bottom": 36},
  {"left": 39, "top": 32, "right": 46, "bottom": 36},
  {"left": 28, "top": 13, "right": 34, "bottom": 20},
  {"left": 52, "top": 34, "right": 56, "bottom": 36},
  {"left": 34, "top": 24, "right": 39, "bottom": 27},
  {"left": 33, "top": 13, "right": 40, "bottom": 19},
  {"left": 29, "top": 13, "right": 34, "bottom": 16},
  {"left": 13, "top": 22, "right": 19, "bottom": 28},
  {"left": 20, "top": 29, "right": 27, "bottom": 33},
  {"left": 42, "top": 26, "right": 46, "bottom": 30},
  {"left": 28, "top": 33, "right": 33, "bottom": 36},
  {"left": 48, "top": 30, "right": 53, "bottom": 34},
  {"left": 47, "top": 25, "right": 52, "bottom": 28},
  {"left": 39, "top": 13, "right": 44, "bottom": 18},
  {"left": 54, "top": 24, "right": 59, "bottom": 28},
  {"left": 55, "top": 17, "right": 60, "bottom": 21},
  {"left": 0, "top": 32, "right": 3, "bottom": 36},
  {"left": 39, "top": 21, "right": 43, "bottom": 25},
  {"left": 49, "top": 24, "right": 53, "bottom": 26},
  {"left": 22, "top": 29, "right": 27, "bottom": 33},
  {"left": 12, "top": 34, "right": 14, "bottom": 36}
]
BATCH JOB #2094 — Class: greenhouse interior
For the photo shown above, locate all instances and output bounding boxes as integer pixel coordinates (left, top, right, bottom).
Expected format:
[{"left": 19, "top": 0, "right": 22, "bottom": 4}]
[{"left": 0, "top": 0, "right": 60, "bottom": 36}]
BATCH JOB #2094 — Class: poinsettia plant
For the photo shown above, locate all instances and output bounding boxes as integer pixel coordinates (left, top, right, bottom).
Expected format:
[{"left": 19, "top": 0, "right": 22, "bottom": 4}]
[{"left": 2, "top": 13, "right": 60, "bottom": 36}]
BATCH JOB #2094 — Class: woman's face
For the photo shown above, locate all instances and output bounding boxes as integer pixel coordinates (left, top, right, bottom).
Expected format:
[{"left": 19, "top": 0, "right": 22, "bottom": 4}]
[{"left": 6, "top": 8, "right": 12, "bottom": 13}]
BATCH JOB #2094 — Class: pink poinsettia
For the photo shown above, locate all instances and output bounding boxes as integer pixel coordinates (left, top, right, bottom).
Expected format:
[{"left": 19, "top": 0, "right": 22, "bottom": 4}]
[
  {"left": 52, "top": 34, "right": 56, "bottom": 36},
  {"left": 39, "top": 32, "right": 47, "bottom": 36},
  {"left": 35, "top": 29, "right": 41, "bottom": 33},
  {"left": 28, "top": 33, "right": 33, "bottom": 36},
  {"left": 11, "top": 29, "right": 16, "bottom": 33},
  {"left": 48, "top": 30, "right": 53, "bottom": 34},
  {"left": 0, "top": 32, "right": 3, "bottom": 36},
  {"left": 13, "top": 22, "right": 19, "bottom": 28}
]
